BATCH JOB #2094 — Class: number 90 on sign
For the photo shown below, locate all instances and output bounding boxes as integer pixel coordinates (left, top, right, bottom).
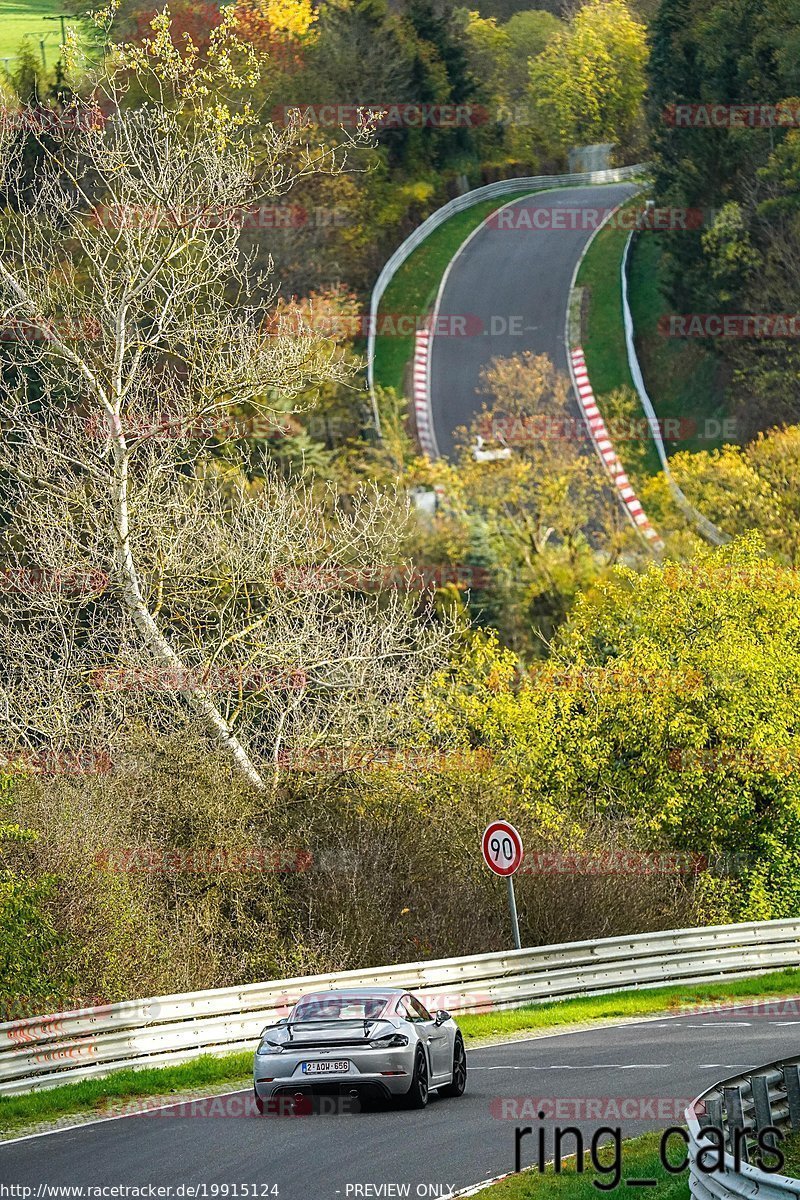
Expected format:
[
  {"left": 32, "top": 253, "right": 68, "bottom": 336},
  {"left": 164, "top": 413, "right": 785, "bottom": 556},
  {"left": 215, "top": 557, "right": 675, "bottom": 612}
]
[{"left": 481, "top": 820, "right": 523, "bottom": 877}]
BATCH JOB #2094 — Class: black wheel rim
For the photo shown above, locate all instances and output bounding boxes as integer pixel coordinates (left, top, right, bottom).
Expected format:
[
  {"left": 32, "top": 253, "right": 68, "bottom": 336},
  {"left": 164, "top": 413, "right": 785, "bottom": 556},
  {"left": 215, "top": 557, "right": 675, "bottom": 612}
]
[
  {"left": 418, "top": 1053, "right": 428, "bottom": 1102},
  {"left": 454, "top": 1042, "right": 466, "bottom": 1089}
]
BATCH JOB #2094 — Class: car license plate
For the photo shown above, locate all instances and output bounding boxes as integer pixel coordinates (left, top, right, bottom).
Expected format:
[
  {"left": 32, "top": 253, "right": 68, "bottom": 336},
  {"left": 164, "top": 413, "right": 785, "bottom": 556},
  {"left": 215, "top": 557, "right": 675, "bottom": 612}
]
[{"left": 301, "top": 1060, "right": 350, "bottom": 1074}]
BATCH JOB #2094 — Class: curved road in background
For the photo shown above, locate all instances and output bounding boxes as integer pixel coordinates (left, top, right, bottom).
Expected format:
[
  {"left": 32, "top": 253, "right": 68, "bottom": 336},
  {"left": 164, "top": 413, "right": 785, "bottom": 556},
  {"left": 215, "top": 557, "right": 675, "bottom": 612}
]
[
  {"left": 3, "top": 1005, "right": 800, "bottom": 1196},
  {"left": 429, "top": 183, "right": 638, "bottom": 459}
]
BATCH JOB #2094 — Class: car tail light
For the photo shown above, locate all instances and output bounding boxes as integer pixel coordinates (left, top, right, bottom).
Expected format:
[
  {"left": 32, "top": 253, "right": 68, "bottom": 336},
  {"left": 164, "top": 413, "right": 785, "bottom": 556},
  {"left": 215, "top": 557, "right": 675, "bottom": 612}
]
[{"left": 369, "top": 1033, "right": 409, "bottom": 1049}]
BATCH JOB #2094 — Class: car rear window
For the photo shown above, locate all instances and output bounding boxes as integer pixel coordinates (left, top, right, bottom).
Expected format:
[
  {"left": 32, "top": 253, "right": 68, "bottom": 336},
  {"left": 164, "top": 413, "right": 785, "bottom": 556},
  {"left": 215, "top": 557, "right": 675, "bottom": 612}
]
[{"left": 292, "top": 995, "right": 388, "bottom": 1021}]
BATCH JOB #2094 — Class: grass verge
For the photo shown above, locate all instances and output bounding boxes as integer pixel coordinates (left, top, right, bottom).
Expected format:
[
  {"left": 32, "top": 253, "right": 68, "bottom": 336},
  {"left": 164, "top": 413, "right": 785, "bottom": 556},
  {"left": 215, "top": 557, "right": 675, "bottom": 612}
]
[
  {"left": 4, "top": 967, "right": 800, "bottom": 1138},
  {"left": 478, "top": 1131, "right": 689, "bottom": 1199},
  {"left": 781, "top": 1130, "right": 800, "bottom": 1178},
  {"left": 456, "top": 967, "right": 800, "bottom": 1043},
  {"left": 626, "top": 233, "right": 732, "bottom": 455},
  {"left": 0, "top": 1052, "right": 253, "bottom": 1138},
  {"left": 575, "top": 204, "right": 660, "bottom": 486},
  {"left": 575, "top": 214, "right": 635, "bottom": 396}
]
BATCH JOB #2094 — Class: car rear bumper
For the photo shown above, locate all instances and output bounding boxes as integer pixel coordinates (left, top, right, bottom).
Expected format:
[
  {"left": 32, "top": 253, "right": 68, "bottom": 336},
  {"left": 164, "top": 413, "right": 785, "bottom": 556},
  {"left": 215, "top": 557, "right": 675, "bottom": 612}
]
[
  {"left": 254, "top": 1071, "right": 412, "bottom": 1103},
  {"left": 265, "top": 1080, "right": 396, "bottom": 1109}
]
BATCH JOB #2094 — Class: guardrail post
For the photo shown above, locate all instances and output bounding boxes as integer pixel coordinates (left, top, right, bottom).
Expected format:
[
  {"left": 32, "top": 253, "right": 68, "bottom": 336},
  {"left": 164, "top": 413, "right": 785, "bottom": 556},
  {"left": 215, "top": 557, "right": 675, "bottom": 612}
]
[
  {"left": 703, "top": 1095, "right": 723, "bottom": 1130},
  {"left": 723, "top": 1084, "right": 749, "bottom": 1162},
  {"left": 751, "top": 1074, "right": 778, "bottom": 1149},
  {"left": 784, "top": 1065, "right": 800, "bottom": 1131}
]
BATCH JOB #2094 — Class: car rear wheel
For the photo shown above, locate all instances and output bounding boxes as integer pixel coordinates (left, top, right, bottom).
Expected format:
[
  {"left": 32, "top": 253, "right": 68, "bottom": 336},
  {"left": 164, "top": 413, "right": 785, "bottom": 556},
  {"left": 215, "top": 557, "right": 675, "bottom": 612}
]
[
  {"left": 439, "top": 1035, "right": 467, "bottom": 1098},
  {"left": 402, "top": 1046, "right": 429, "bottom": 1108}
]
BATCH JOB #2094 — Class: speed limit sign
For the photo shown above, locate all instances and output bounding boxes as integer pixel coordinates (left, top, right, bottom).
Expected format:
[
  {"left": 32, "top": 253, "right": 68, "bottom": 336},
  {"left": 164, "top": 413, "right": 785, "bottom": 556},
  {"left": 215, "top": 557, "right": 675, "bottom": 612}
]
[
  {"left": 482, "top": 820, "right": 524, "bottom": 877},
  {"left": 481, "top": 820, "right": 524, "bottom": 949}
]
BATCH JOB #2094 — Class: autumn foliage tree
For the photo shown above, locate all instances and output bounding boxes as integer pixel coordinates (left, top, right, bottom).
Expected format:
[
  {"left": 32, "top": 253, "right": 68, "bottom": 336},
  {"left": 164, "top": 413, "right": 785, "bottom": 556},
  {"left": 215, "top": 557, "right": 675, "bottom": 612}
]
[
  {"left": 528, "top": 0, "right": 647, "bottom": 154},
  {"left": 231, "top": 0, "right": 317, "bottom": 69},
  {"left": 131, "top": 0, "right": 224, "bottom": 53}
]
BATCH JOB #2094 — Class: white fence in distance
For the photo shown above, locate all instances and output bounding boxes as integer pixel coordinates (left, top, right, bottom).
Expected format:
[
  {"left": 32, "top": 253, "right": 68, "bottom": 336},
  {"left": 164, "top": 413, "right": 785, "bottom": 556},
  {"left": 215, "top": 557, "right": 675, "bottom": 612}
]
[{"left": 3, "top": 918, "right": 800, "bottom": 1096}]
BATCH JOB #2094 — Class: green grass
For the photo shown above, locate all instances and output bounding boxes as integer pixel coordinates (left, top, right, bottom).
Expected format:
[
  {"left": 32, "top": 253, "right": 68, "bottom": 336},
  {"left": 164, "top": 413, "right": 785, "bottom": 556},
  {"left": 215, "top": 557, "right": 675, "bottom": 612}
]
[
  {"left": 576, "top": 214, "right": 636, "bottom": 397},
  {"left": 627, "top": 233, "right": 732, "bottom": 455},
  {"left": 479, "top": 1132, "right": 689, "bottom": 1199},
  {"left": 456, "top": 967, "right": 800, "bottom": 1043},
  {"left": 779, "top": 1131, "right": 800, "bottom": 1178},
  {"left": 5, "top": 967, "right": 800, "bottom": 1138},
  {"left": 729, "top": 1126, "right": 798, "bottom": 1178},
  {"left": 0, "top": 1051, "right": 254, "bottom": 1137},
  {"left": 0, "top": 0, "right": 69, "bottom": 66}
]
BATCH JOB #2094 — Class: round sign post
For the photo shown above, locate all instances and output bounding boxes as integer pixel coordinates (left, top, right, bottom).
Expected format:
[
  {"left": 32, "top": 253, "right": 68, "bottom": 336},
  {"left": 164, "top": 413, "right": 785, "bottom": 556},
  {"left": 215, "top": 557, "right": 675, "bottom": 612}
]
[{"left": 482, "top": 820, "right": 524, "bottom": 950}]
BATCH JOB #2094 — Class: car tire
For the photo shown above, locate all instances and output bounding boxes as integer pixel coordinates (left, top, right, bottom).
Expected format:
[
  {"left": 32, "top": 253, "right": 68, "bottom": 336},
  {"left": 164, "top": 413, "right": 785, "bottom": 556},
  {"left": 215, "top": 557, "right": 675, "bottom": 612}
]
[
  {"left": 254, "top": 1089, "right": 265, "bottom": 1115},
  {"left": 401, "top": 1046, "right": 429, "bottom": 1109},
  {"left": 439, "top": 1035, "right": 467, "bottom": 1098}
]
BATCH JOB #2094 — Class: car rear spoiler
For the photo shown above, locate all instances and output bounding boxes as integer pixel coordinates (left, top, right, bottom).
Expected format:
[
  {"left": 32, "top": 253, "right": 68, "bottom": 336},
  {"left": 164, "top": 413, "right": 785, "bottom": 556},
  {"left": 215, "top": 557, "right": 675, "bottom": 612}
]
[{"left": 281, "top": 1018, "right": 384, "bottom": 1041}]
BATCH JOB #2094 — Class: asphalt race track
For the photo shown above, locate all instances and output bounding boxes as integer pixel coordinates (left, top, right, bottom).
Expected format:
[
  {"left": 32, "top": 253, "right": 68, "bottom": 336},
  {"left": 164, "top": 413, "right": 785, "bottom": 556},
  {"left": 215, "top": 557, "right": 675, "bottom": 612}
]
[
  {"left": 3, "top": 1005, "right": 800, "bottom": 1197},
  {"left": 428, "top": 182, "right": 638, "bottom": 459}
]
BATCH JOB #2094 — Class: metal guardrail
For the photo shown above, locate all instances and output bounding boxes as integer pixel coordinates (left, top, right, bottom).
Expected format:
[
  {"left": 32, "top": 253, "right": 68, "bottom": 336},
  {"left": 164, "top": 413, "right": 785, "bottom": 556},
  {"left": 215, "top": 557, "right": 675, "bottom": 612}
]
[
  {"left": 3, "top": 918, "right": 800, "bottom": 1096},
  {"left": 621, "top": 231, "right": 728, "bottom": 547},
  {"left": 366, "top": 163, "right": 648, "bottom": 437},
  {"left": 687, "top": 1050, "right": 800, "bottom": 1200}
]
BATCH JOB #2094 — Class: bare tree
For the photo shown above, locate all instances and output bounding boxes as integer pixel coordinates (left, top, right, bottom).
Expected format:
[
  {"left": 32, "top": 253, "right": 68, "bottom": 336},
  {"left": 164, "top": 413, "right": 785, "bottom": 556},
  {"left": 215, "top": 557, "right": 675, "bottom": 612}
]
[{"left": 0, "top": 12, "right": 449, "bottom": 790}]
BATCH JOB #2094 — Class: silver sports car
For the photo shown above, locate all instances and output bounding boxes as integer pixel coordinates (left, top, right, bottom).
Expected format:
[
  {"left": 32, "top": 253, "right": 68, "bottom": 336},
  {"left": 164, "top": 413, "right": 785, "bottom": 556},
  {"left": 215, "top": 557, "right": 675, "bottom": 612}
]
[{"left": 253, "top": 987, "right": 467, "bottom": 1113}]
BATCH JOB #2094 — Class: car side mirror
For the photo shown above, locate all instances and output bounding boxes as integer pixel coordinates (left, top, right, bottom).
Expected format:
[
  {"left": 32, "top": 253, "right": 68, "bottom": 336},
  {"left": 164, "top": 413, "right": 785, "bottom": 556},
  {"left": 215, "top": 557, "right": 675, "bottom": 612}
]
[{"left": 434, "top": 1009, "right": 450, "bottom": 1026}]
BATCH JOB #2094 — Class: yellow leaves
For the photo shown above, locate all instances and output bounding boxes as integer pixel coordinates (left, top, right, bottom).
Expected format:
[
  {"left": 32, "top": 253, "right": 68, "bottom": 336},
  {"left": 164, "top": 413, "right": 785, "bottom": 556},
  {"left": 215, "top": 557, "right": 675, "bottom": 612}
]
[
  {"left": 89, "top": 0, "right": 120, "bottom": 32},
  {"left": 262, "top": 0, "right": 317, "bottom": 38},
  {"left": 229, "top": 0, "right": 318, "bottom": 60},
  {"left": 528, "top": 0, "right": 647, "bottom": 147},
  {"left": 647, "top": 437, "right": 789, "bottom": 552},
  {"left": 397, "top": 180, "right": 437, "bottom": 207},
  {"left": 116, "top": 4, "right": 267, "bottom": 103},
  {"left": 60, "top": 27, "right": 83, "bottom": 74}
]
